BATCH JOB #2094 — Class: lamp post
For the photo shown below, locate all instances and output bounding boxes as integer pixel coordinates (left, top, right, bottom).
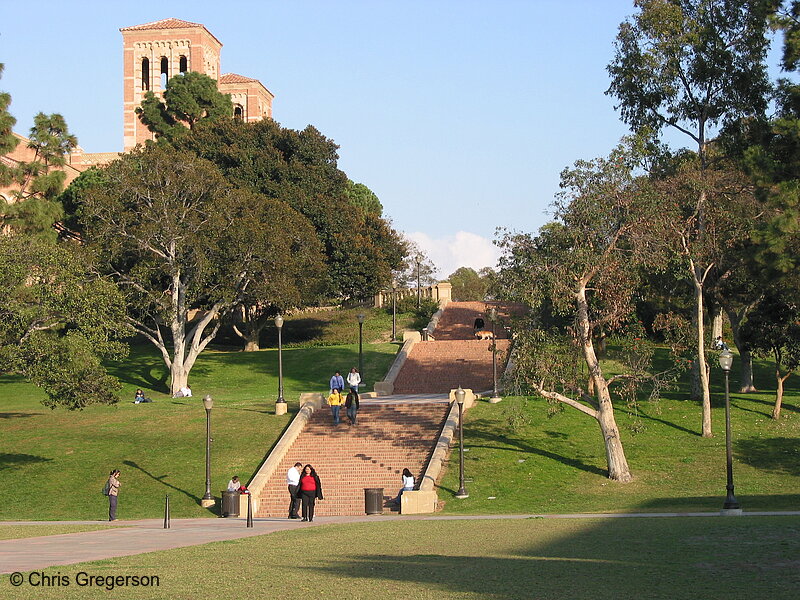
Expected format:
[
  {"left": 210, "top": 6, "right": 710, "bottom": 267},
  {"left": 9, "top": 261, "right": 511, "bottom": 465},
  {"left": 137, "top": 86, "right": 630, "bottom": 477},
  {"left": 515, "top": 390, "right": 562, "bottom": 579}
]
[
  {"left": 391, "top": 279, "right": 397, "bottom": 342},
  {"left": 719, "top": 349, "right": 741, "bottom": 514},
  {"left": 415, "top": 254, "right": 422, "bottom": 309},
  {"left": 201, "top": 394, "right": 215, "bottom": 508},
  {"left": 489, "top": 308, "right": 501, "bottom": 403},
  {"left": 274, "top": 315, "right": 287, "bottom": 415},
  {"left": 455, "top": 387, "right": 469, "bottom": 499},
  {"left": 357, "top": 312, "right": 365, "bottom": 382}
]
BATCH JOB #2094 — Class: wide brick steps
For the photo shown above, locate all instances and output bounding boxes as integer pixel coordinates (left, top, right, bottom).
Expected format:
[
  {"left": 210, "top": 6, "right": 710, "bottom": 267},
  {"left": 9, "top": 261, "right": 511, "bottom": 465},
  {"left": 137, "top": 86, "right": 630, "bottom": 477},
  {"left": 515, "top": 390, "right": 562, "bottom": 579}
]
[
  {"left": 392, "top": 339, "right": 510, "bottom": 394},
  {"left": 255, "top": 403, "right": 449, "bottom": 517},
  {"left": 434, "top": 301, "right": 527, "bottom": 340}
]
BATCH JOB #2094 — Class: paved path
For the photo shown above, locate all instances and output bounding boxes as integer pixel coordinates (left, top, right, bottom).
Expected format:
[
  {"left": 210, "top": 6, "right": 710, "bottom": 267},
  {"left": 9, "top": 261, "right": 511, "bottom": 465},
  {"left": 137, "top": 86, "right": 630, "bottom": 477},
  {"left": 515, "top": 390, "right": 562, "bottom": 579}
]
[{"left": 2, "top": 511, "right": 799, "bottom": 574}]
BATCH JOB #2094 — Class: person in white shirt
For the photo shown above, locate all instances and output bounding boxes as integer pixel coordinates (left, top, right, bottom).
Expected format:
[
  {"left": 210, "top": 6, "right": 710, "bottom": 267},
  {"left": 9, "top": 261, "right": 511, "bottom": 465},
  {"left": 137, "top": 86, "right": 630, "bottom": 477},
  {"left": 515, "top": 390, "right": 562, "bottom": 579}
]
[
  {"left": 391, "top": 468, "right": 415, "bottom": 506},
  {"left": 347, "top": 367, "right": 361, "bottom": 393},
  {"left": 286, "top": 462, "right": 302, "bottom": 519},
  {"left": 227, "top": 476, "right": 241, "bottom": 492}
]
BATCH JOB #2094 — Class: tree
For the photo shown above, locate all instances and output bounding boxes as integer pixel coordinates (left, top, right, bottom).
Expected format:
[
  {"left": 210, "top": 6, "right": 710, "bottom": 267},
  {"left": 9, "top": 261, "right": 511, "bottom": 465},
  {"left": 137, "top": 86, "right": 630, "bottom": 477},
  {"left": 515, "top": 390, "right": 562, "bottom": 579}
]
[
  {"left": 0, "top": 63, "right": 19, "bottom": 186},
  {"left": 393, "top": 239, "right": 437, "bottom": 290},
  {"left": 496, "top": 144, "right": 665, "bottom": 483},
  {"left": 740, "top": 290, "right": 800, "bottom": 419},
  {"left": 79, "top": 145, "right": 324, "bottom": 393},
  {"left": 448, "top": 267, "right": 490, "bottom": 302},
  {"left": 345, "top": 180, "right": 383, "bottom": 216},
  {"left": 0, "top": 235, "right": 128, "bottom": 409},
  {"left": 136, "top": 72, "right": 233, "bottom": 144},
  {"left": 607, "top": 0, "right": 774, "bottom": 437},
  {"left": 177, "top": 118, "right": 406, "bottom": 300}
]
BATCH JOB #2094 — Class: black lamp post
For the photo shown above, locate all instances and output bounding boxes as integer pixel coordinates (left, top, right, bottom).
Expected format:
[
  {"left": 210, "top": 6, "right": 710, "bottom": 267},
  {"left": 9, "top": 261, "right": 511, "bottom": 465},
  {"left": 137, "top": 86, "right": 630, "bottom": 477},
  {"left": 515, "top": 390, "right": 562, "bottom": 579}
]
[
  {"left": 415, "top": 254, "right": 422, "bottom": 309},
  {"left": 391, "top": 279, "right": 397, "bottom": 342},
  {"left": 357, "top": 312, "right": 365, "bottom": 382},
  {"left": 201, "top": 394, "right": 215, "bottom": 508},
  {"left": 275, "top": 314, "right": 285, "bottom": 407},
  {"left": 719, "top": 349, "right": 741, "bottom": 513},
  {"left": 455, "top": 387, "right": 469, "bottom": 499},
  {"left": 489, "top": 307, "right": 501, "bottom": 403}
]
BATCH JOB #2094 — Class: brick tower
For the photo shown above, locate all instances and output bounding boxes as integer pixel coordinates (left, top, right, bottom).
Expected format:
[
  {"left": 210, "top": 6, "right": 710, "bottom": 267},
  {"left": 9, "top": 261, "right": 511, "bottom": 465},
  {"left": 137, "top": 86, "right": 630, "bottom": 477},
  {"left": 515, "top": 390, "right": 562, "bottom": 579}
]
[{"left": 120, "top": 18, "right": 273, "bottom": 151}]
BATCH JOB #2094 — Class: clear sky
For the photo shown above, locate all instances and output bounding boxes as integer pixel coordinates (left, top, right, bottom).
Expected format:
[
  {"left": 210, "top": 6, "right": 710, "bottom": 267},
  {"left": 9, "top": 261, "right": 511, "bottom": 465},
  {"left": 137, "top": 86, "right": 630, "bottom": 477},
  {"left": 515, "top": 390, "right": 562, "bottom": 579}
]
[{"left": 0, "top": 1, "right": 775, "bottom": 277}]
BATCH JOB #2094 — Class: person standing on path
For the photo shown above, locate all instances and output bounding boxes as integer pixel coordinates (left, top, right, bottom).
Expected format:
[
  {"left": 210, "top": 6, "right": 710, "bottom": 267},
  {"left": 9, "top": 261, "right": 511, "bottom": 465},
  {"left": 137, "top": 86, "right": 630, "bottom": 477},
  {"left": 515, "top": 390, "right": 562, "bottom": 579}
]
[
  {"left": 329, "top": 371, "right": 344, "bottom": 393},
  {"left": 345, "top": 389, "right": 360, "bottom": 425},
  {"left": 287, "top": 462, "right": 302, "bottom": 519},
  {"left": 327, "top": 388, "right": 344, "bottom": 425},
  {"left": 347, "top": 367, "right": 361, "bottom": 393},
  {"left": 299, "top": 464, "right": 323, "bottom": 522},
  {"left": 106, "top": 469, "right": 121, "bottom": 521}
]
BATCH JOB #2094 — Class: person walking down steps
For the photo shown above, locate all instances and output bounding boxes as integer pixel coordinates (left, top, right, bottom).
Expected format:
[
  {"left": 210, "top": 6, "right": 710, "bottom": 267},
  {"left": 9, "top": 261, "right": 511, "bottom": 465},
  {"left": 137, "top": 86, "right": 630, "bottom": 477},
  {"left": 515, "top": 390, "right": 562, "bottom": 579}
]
[
  {"left": 345, "top": 389, "right": 360, "bottom": 425},
  {"left": 327, "top": 388, "right": 345, "bottom": 425}
]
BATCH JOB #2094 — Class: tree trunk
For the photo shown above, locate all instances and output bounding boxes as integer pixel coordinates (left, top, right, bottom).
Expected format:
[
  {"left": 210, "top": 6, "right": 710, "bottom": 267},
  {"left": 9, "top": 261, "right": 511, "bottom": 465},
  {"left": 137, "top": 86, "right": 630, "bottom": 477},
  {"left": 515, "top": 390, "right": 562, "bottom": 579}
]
[
  {"left": 693, "top": 267, "right": 712, "bottom": 437},
  {"left": 233, "top": 305, "right": 267, "bottom": 352},
  {"left": 577, "top": 282, "right": 632, "bottom": 482},
  {"left": 711, "top": 305, "right": 723, "bottom": 340},
  {"left": 725, "top": 306, "right": 757, "bottom": 393}
]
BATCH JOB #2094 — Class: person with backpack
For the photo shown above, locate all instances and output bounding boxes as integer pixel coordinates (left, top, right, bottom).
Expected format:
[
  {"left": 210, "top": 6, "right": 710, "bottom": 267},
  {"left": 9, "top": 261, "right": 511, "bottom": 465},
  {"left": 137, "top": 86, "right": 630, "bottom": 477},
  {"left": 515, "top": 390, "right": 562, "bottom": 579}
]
[{"left": 104, "top": 469, "right": 121, "bottom": 521}]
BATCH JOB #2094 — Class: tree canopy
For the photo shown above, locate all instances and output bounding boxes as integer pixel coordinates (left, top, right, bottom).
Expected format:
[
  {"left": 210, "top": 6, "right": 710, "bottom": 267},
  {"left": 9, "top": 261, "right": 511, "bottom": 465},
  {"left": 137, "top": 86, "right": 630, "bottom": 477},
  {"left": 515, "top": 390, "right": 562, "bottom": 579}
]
[
  {"left": 136, "top": 72, "right": 233, "bottom": 143},
  {"left": 0, "top": 235, "right": 128, "bottom": 409},
  {"left": 176, "top": 118, "right": 406, "bottom": 300},
  {"left": 79, "top": 144, "right": 324, "bottom": 393}
]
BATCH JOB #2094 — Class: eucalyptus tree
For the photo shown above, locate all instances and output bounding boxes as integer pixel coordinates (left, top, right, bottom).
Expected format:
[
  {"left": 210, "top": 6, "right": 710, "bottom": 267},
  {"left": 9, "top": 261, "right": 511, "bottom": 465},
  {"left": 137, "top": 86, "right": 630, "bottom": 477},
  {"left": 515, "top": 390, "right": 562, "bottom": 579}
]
[
  {"left": 740, "top": 289, "right": 800, "bottom": 419},
  {"left": 79, "top": 145, "right": 324, "bottom": 394},
  {"left": 607, "top": 0, "right": 774, "bottom": 437},
  {"left": 496, "top": 144, "right": 665, "bottom": 483}
]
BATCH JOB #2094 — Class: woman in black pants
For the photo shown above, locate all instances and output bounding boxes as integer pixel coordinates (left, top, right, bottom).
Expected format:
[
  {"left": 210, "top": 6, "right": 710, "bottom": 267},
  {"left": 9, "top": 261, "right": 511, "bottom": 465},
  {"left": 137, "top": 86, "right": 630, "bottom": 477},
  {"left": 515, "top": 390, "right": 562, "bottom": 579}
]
[{"left": 298, "top": 464, "right": 323, "bottom": 522}]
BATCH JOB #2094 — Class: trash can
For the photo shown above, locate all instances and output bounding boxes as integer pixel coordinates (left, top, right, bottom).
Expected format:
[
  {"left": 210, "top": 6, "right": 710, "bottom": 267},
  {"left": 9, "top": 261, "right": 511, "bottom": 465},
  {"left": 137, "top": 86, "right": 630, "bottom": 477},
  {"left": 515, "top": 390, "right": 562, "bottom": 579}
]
[
  {"left": 221, "top": 491, "right": 240, "bottom": 517},
  {"left": 364, "top": 488, "right": 384, "bottom": 515}
]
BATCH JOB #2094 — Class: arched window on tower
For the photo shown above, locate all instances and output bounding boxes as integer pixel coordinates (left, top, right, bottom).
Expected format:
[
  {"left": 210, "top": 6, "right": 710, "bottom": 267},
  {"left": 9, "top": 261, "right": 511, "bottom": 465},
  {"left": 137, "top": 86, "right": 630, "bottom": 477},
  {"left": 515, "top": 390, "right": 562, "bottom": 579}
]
[
  {"left": 160, "top": 57, "right": 169, "bottom": 90},
  {"left": 179, "top": 56, "right": 188, "bottom": 73},
  {"left": 233, "top": 105, "right": 244, "bottom": 121},
  {"left": 141, "top": 58, "right": 150, "bottom": 91}
]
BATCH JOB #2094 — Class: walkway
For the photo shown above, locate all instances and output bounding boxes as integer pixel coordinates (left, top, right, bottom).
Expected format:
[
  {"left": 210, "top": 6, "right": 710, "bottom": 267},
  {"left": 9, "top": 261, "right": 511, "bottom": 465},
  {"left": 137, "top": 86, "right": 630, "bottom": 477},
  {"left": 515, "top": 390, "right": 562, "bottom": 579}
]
[{"left": 3, "top": 512, "right": 799, "bottom": 573}]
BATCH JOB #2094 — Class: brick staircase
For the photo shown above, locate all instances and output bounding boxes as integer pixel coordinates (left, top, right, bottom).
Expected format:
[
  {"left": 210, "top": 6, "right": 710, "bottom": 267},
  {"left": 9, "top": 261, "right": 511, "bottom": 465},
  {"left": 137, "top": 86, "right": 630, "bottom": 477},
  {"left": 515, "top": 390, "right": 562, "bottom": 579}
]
[
  {"left": 390, "top": 301, "right": 520, "bottom": 394},
  {"left": 255, "top": 401, "right": 450, "bottom": 517},
  {"left": 392, "top": 339, "right": 510, "bottom": 394}
]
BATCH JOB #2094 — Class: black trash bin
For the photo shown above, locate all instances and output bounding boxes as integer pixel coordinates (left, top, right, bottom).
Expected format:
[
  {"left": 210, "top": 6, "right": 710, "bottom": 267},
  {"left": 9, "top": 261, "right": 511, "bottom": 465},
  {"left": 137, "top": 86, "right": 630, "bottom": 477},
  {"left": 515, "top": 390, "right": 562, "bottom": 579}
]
[
  {"left": 364, "top": 488, "right": 384, "bottom": 515},
  {"left": 221, "top": 491, "right": 240, "bottom": 517}
]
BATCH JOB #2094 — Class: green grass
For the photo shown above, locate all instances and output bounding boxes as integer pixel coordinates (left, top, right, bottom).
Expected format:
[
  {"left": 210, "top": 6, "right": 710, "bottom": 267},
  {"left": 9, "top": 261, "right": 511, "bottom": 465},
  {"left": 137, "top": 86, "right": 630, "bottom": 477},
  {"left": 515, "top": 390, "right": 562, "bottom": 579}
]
[
  {"left": 4, "top": 517, "right": 799, "bottom": 599},
  {"left": 439, "top": 352, "right": 800, "bottom": 514},
  {"left": 213, "top": 306, "right": 426, "bottom": 349},
  {"left": 0, "top": 524, "right": 115, "bottom": 541},
  {"left": 0, "top": 341, "right": 399, "bottom": 521}
]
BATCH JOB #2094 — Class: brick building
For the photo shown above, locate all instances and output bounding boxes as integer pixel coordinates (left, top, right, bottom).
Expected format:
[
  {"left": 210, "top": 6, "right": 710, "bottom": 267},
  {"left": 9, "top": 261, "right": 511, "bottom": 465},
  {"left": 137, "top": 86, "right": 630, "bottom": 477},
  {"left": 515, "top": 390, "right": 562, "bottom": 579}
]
[{"left": 2, "top": 17, "right": 274, "bottom": 205}]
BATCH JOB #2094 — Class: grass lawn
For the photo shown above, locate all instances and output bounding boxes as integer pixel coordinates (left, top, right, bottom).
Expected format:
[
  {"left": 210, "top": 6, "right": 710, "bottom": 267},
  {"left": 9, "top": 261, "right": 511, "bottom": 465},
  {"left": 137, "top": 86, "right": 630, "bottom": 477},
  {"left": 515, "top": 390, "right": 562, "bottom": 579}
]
[
  {"left": 439, "top": 352, "right": 800, "bottom": 514},
  {"left": 0, "top": 341, "right": 399, "bottom": 521},
  {"left": 0, "top": 525, "right": 114, "bottom": 541},
  {"left": 5, "top": 517, "right": 799, "bottom": 599}
]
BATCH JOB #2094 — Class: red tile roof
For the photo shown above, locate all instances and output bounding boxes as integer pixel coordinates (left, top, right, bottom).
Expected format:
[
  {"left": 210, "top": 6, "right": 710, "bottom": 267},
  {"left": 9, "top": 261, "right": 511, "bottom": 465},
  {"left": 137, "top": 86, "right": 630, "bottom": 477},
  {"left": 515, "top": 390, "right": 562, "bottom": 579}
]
[
  {"left": 120, "top": 18, "right": 222, "bottom": 45},
  {"left": 219, "top": 73, "right": 258, "bottom": 84}
]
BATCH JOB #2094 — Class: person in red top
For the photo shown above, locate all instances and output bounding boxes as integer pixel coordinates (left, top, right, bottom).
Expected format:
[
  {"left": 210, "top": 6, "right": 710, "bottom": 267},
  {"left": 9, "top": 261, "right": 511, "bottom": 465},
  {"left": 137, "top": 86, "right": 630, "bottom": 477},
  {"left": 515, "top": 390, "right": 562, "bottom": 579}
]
[{"left": 298, "top": 464, "right": 323, "bottom": 522}]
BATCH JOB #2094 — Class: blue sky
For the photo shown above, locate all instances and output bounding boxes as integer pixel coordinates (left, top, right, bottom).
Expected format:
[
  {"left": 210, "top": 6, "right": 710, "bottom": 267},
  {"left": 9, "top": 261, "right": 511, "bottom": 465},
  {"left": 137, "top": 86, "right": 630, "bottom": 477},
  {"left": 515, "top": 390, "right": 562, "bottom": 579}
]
[{"left": 0, "top": 1, "right": 780, "bottom": 277}]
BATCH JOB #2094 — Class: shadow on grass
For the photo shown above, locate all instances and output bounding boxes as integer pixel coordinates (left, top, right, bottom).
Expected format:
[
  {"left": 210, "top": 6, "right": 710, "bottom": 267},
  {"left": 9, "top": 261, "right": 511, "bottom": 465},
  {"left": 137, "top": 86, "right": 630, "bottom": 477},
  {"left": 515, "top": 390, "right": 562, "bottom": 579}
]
[
  {"left": 618, "top": 404, "right": 701, "bottom": 437},
  {"left": 122, "top": 459, "right": 215, "bottom": 513},
  {"left": 0, "top": 412, "right": 40, "bottom": 419},
  {"left": 306, "top": 514, "right": 800, "bottom": 599},
  {"left": 0, "top": 453, "right": 52, "bottom": 470},
  {"left": 736, "top": 437, "right": 800, "bottom": 477},
  {"left": 467, "top": 418, "right": 607, "bottom": 477}
]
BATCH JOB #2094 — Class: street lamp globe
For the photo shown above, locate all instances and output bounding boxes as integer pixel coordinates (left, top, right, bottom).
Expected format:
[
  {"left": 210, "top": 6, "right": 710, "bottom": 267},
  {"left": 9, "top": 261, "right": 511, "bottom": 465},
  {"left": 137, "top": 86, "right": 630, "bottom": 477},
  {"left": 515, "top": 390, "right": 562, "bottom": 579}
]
[
  {"left": 274, "top": 314, "right": 284, "bottom": 329},
  {"left": 202, "top": 394, "right": 213, "bottom": 411},
  {"left": 719, "top": 349, "right": 733, "bottom": 371}
]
